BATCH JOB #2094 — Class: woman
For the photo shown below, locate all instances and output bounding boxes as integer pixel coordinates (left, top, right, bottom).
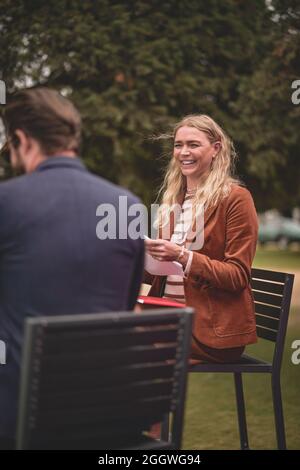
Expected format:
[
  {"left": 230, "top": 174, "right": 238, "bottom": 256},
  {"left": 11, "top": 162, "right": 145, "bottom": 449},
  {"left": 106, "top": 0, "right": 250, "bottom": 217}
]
[{"left": 145, "top": 114, "right": 258, "bottom": 363}]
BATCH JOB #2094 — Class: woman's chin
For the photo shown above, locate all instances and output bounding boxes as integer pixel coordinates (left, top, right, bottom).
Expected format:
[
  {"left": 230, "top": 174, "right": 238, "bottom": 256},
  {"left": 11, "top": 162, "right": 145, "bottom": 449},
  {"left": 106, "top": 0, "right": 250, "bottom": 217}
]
[
  {"left": 181, "top": 167, "right": 196, "bottom": 176},
  {"left": 181, "top": 168, "right": 200, "bottom": 178}
]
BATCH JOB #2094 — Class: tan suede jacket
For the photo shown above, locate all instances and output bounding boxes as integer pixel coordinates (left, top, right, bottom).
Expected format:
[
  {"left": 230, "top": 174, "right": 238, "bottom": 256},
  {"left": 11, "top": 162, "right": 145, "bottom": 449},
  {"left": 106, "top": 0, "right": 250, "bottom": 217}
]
[{"left": 146, "top": 184, "right": 258, "bottom": 350}]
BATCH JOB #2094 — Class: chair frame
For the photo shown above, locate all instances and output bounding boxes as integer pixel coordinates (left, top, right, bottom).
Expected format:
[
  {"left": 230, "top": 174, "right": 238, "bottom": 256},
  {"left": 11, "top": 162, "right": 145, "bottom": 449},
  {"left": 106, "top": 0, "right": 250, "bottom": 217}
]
[
  {"left": 163, "top": 268, "right": 294, "bottom": 450},
  {"left": 16, "top": 308, "right": 193, "bottom": 450}
]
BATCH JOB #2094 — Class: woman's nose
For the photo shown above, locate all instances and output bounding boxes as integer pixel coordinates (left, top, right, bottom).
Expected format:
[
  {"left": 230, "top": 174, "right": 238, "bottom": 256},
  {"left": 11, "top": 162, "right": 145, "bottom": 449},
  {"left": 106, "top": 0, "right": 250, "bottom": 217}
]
[{"left": 181, "top": 146, "right": 190, "bottom": 155}]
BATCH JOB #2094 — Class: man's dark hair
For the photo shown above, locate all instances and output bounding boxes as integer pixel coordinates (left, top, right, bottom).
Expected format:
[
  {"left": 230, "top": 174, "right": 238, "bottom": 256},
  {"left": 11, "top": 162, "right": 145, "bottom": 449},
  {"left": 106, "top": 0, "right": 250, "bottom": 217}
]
[{"left": 3, "top": 87, "right": 82, "bottom": 155}]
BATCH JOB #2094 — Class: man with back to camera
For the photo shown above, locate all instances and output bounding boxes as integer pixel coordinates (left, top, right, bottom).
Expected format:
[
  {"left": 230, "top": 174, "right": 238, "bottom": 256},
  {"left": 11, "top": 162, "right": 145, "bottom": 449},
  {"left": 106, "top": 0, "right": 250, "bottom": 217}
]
[{"left": 0, "top": 87, "right": 144, "bottom": 449}]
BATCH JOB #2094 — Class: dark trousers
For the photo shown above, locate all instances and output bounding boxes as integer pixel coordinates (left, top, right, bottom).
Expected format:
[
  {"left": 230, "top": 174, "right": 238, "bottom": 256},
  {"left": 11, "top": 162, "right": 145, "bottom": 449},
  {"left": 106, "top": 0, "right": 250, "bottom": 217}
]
[{"left": 191, "top": 336, "right": 245, "bottom": 364}]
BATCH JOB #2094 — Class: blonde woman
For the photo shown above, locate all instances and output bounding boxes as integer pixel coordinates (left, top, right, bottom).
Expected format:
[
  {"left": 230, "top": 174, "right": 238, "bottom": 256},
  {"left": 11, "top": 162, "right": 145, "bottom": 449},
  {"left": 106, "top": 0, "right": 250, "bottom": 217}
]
[{"left": 145, "top": 115, "right": 258, "bottom": 363}]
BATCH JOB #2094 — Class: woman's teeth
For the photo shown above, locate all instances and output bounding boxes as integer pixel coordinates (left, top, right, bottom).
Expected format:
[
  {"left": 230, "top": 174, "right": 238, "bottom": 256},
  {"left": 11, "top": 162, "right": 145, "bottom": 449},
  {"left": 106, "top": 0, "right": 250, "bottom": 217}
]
[{"left": 181, "top": 160, "right": 196, "bottom": 165}]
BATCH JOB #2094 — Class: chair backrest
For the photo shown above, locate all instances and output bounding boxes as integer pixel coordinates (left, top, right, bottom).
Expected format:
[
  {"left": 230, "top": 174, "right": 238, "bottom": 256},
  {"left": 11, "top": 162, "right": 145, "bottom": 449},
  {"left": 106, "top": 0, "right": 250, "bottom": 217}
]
[
  {"left": 16, "top": 308, "right": 193, "bottom": 450},
  {"left": 251, "top": 268, "right": 294, "bottom": 365}
]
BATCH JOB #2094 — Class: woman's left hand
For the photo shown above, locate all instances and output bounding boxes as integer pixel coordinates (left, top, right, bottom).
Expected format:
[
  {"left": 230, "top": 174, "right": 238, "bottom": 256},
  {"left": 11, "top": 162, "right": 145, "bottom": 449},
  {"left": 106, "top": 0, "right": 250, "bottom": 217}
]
[{"left": 145, "top": 238, "right": 181, "bottom": 262}]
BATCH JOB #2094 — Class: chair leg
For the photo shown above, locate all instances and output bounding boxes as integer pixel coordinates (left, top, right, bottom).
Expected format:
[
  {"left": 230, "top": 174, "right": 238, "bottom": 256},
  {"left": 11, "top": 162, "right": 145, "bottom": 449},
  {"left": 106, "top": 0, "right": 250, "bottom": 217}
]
[
  {"left": 271, "top": 375, "right": 286, "bottom": 449},
  {"left": 161, "top": 414, "right": 170, "bottom": 442},
  {"left": 234, "top": 372, "right": 249, "bottom": 450}
]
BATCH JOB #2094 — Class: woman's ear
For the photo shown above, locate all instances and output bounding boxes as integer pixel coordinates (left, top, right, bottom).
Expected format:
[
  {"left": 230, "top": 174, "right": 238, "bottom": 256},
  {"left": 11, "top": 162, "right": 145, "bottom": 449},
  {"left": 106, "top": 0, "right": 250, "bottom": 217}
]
[{"left": 213, "top": 141, "right": 221, "bottom": 156}]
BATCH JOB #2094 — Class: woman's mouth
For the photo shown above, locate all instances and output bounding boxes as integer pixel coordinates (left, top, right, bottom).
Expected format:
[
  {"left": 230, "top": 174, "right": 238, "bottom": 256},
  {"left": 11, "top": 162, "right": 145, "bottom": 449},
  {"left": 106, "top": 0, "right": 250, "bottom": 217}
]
[{"left": 180, "top": 160, "right": 196, "bottom": 166}]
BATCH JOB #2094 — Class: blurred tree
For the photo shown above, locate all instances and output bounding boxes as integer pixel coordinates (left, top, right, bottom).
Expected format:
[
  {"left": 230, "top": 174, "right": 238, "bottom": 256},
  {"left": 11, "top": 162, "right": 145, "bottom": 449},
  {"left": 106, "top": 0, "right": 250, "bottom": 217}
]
[
  {"left": 235, "top": 0, "right": 300, "bottom": 213},
  {"left": 0, "top": 0, "right": 298, "bottom": 212}
]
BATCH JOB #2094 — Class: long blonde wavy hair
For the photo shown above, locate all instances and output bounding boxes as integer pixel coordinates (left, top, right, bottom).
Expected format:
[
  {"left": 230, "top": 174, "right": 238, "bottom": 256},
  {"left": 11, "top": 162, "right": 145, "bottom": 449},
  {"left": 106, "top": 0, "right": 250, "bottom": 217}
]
[{"left": 156, "top": 114, "right": 241, "bottom": 227}]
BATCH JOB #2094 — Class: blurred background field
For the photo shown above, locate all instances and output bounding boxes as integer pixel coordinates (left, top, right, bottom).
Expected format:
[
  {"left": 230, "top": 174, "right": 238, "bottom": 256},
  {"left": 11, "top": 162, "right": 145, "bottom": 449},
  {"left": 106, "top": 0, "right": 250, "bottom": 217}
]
[{"left": 183, "top": 248, "right": 300, "bottom": 449}]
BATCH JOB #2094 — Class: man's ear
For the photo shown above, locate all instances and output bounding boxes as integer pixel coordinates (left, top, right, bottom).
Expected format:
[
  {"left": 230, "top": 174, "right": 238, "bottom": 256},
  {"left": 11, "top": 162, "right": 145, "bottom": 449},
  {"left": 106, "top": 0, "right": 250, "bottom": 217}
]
[
  {"left": 11, "top": 133, "right": 20, "bottom": 148},
  {"left": 13, "top": 129, "right": 27, "bottom": 149}
]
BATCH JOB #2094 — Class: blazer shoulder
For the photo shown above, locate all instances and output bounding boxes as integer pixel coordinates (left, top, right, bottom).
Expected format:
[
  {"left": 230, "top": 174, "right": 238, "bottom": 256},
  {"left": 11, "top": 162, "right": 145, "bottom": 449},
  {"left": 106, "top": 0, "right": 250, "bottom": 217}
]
[
  {"left": 85, "top": 172, "right": 141, "bottom": 205},
  {"left": 225, "top": 184, "right": 258, "bottom": 227},
  {"left": 0, "top": 174, "right": 32, "bottom": 206},
  {"left": 227, "top": 183, "right": 255, "bottom": 205}
]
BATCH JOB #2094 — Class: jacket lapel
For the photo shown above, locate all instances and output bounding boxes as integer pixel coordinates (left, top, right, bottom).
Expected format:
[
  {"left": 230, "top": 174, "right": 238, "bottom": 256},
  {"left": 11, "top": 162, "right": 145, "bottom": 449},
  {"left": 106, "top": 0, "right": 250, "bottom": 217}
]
[{"left": 185, "top": 203, "right": 218, "bottom": 251}]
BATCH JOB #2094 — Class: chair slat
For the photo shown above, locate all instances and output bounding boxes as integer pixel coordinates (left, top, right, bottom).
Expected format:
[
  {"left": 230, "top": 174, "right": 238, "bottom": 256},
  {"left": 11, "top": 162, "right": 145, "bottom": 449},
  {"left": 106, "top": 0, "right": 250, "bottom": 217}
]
[
  {"left": 39, "top": 380, "right": 174, "bottom": 410},
  {"left": 40, "top": 363, "right": 175, "bottom": 391},
  {"left": 256, "top": 325, "right": 277, "bottom": 342},
  {"left": 252, "top": 290, "right": 283, "bottom": 307},
  {"left": 251, "top": 268, "right": 286, "bottom": 283},
  {"left": 43, "top": 328, "right": 180, "bottom": 353},
  {"left": 45, "top": 314, "right": 182, "bottom": 334},
  {"left": 251, "top": 278, "right": 284, "bottom": 295},
  {"left": 44, "top": 322, "right": 179, "bottom": 340},
  {"left": 255, "top": 313, "right": 279, "bottom": 331},
  {"left": 254, "top": 302, "right": 281, "bottom": 319},
  {"left": 35, "top": 398, "right": 172, "bottom": 428},
  {"left": 41, "top": 344, "right": 178, "bottom": 372}
]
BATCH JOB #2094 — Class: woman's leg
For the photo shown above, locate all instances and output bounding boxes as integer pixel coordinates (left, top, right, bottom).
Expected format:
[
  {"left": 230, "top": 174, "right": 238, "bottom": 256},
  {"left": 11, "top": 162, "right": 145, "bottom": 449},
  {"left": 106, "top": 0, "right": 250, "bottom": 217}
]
[{"left": 190, "top": 336, "right": 245, "bottom": 364}]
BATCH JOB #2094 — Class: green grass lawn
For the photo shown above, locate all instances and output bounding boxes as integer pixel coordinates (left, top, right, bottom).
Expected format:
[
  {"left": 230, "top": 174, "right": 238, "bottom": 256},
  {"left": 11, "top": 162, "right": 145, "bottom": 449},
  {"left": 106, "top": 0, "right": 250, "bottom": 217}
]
[
  {"left": 183, "top": 318, "right": 300, "bottom": 450},
  {"left": 182, "top": 248, "right": 300, "bottom": 450},
  {"left": 253, "top": 248, "right": 300, "bottom": 271}
]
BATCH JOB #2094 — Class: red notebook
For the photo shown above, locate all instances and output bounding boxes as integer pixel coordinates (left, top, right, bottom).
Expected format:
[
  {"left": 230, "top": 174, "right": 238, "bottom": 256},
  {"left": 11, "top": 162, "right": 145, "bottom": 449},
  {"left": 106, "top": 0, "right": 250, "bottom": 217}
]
[{"left": 137, "top": 295, "right": 186, "bottom": 308}]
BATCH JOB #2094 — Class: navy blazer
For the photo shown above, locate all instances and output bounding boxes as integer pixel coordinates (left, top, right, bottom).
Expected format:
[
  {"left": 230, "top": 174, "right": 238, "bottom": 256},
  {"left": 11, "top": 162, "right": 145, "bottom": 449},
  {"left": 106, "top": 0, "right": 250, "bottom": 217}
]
[{"left": 0, "top": 156, "right": 144, "bottom": 438}]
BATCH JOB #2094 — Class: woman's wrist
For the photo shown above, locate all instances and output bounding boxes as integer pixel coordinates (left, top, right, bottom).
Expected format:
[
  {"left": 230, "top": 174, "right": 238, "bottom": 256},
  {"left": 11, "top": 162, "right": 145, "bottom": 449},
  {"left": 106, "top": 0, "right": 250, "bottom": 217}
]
[
  {"left": 176, "top": 245, "right": 185, "bottom": 262},
  {"left": 177, "top": 246, "right": 189, "bottom": 267}
]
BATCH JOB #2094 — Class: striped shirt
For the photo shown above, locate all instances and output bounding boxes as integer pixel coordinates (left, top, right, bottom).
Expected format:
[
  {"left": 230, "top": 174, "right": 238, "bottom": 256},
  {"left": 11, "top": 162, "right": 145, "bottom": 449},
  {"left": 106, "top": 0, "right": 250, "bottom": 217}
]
[{"left": 163, "top": 191, "right": 195, "bottom": 303}]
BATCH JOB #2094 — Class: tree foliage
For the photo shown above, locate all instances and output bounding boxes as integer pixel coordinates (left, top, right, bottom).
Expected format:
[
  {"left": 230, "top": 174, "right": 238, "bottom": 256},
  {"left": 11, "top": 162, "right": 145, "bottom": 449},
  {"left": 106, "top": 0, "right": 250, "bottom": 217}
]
[
  {"left": 0, "top": 0, "right": 299, "bottom": 210},
  {"left": 235, "top": 0, "right": 300, "bottom": 213}
]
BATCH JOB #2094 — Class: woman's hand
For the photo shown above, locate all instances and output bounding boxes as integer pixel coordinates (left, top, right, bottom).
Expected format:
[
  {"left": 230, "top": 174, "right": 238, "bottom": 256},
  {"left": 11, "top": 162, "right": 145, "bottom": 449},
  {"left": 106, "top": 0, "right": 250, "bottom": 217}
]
[{"left": 145, "top": 238, "right": 181, "bottom": 262}]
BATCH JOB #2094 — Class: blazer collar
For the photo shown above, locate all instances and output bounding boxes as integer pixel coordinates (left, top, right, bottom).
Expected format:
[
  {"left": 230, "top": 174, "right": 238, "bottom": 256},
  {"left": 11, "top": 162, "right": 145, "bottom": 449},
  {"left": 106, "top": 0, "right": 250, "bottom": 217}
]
[{"left": 35, "top": 156, "right": 87, "bottom": 173}]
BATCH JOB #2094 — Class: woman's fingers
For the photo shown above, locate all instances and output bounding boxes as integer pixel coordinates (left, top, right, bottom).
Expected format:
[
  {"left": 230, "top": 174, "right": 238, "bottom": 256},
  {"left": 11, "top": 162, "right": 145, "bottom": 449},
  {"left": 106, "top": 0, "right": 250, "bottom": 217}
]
[
  {"left": 148, "top": 245, "right": 164, "bottom": 252},
  {"left": 145, "top": 239, "right": 164, "bottom": 248},
  {"left": 145, "top": 239, "right": 166, "bottom": 253},
  {"left": 145, "top": 239, "right": 179, "bottom": 261}
]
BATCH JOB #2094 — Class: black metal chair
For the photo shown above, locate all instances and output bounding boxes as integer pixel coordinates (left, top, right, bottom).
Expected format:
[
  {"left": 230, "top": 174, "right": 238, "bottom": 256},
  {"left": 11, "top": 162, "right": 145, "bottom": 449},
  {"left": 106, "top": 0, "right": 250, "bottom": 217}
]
[
  {"left": 16, "top": 308, "right": 193, "bottom": 450},
  {"left": 187, "top": 268, "right": 294, "bottom": 450}
]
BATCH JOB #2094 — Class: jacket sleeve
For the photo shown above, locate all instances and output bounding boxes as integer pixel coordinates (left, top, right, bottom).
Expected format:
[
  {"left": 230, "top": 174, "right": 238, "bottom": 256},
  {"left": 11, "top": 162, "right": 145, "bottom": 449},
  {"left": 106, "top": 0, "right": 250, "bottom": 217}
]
[{"left": 189, "top": 188, "right": 258, "bottom": 292}]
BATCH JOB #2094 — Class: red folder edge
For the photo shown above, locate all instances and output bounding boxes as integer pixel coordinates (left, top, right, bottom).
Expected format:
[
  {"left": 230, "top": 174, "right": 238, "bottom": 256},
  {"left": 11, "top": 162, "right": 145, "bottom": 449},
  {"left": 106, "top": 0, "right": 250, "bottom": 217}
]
[{"left": 137, "top": 295, "right": 186, "bottom": 308}]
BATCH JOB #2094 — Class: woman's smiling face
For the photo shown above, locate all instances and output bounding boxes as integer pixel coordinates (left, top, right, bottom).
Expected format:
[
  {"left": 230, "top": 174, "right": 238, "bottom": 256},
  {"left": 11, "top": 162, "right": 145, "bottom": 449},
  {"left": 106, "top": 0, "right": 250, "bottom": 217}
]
[{"left": 174, "top": 126, "right": 219, "bottom": 186}]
